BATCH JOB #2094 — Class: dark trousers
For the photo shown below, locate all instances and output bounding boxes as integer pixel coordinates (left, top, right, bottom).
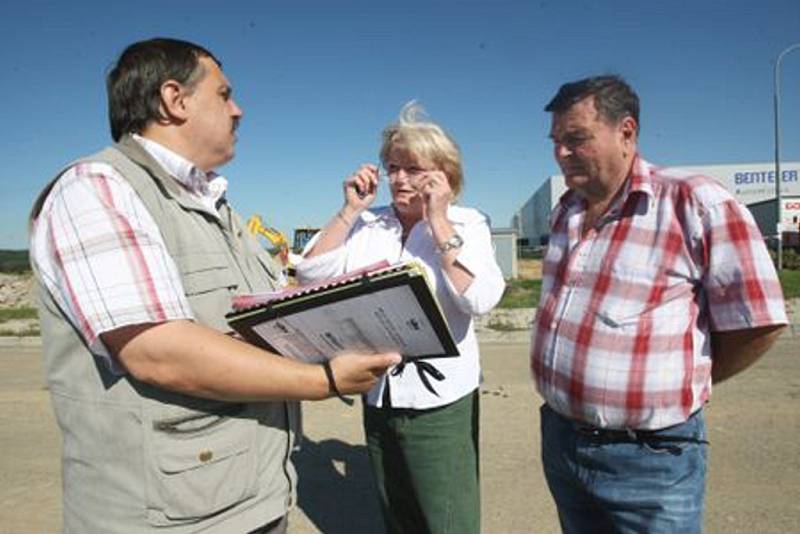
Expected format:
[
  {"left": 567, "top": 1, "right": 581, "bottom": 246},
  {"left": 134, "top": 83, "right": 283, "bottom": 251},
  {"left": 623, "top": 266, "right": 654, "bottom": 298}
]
[{"left": 363, "top": 390, "right": 481, "bottom": 534}]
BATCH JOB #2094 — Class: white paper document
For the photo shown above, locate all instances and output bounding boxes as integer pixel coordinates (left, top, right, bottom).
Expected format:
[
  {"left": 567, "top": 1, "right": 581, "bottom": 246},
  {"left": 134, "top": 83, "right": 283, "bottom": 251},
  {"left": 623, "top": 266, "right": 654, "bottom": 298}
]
[{"left": 227, "top": 261, "right": 459, "bottom": 363}]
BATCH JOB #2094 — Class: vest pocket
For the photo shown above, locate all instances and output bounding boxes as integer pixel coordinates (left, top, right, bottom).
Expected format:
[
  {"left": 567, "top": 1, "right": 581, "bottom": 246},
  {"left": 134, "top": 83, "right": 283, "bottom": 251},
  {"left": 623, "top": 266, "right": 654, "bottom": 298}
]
[
  {"left": 178, "top": 252, "right": 239, "bottom": 296},
  {"left": 145, "top": 410, "right": 258, "bottom": 526}
]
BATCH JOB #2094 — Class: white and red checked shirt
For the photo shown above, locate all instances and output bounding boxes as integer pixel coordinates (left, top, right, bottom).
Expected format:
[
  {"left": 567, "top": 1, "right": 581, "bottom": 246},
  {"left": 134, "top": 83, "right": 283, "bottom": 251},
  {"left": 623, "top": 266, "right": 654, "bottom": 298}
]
[
  {"left": 30, "top": 135, "right": 228, "bottom": 371},
  {"left": 531, "top": 156, "right": 787, "bottom": 430}
]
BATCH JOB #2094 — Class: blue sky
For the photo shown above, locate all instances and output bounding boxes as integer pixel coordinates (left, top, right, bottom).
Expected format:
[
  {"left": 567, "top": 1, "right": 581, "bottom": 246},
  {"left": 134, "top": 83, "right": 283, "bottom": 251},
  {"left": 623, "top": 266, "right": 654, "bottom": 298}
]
[{"left": 2, "top": 0, "right": 799, "bottom": 249}]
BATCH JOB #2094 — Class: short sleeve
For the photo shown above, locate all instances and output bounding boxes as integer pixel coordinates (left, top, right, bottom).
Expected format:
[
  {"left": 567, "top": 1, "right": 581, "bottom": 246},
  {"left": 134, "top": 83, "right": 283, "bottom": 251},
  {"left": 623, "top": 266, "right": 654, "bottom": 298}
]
[
  {"left": 30, "top": 162, "right": 194, "bottom": 368},
  {"left": 701, "top": 199, "right": 788, "bottom": 331}
]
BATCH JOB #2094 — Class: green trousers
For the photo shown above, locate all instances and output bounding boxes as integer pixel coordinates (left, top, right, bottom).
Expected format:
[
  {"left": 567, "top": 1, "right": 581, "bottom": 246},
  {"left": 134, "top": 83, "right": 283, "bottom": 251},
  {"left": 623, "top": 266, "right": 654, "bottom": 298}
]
[{"left": 363, "top": 389, "right": 481, "bottom": 534}]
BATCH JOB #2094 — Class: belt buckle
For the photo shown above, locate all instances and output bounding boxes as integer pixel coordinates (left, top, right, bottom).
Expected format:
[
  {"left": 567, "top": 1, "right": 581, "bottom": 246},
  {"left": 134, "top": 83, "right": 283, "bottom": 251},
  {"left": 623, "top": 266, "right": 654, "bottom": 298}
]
[
  {"left": 576, "top": 424, "right": 604, "bottom": 438},
  {"left": 576, "top": 424, "right": 638, "bottom": 442}
]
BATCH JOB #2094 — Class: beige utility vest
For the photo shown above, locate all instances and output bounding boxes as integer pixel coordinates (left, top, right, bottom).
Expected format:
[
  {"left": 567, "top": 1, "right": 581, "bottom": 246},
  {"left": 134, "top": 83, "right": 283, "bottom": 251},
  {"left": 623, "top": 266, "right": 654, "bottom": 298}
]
[{"left": 30, "top": 136, "right": 299, "bottom": 533}]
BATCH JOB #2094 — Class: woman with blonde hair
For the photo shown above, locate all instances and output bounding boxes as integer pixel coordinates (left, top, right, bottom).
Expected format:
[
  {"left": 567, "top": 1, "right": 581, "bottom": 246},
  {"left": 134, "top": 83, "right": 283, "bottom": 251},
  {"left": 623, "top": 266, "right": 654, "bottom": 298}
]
[{"left": 296, "top": 101, "right": 505, "bottom": 533}]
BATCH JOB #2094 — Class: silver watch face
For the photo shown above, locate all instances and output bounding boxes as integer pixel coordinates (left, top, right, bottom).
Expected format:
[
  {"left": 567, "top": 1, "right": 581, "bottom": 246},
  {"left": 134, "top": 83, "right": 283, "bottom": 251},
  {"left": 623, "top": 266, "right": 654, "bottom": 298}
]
[{"left": 441, "top": 233, "right": 464, "bottom": 251}]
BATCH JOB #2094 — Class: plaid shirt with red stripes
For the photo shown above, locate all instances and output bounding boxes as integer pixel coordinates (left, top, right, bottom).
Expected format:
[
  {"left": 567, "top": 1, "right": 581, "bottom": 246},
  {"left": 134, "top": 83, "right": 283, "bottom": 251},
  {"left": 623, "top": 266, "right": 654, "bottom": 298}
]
[
  {"left": 531, "top": 157, "right": 787, "bottom": 430},
  {"left": 30, "top": 138, "right": 227, "bottom": 372}
]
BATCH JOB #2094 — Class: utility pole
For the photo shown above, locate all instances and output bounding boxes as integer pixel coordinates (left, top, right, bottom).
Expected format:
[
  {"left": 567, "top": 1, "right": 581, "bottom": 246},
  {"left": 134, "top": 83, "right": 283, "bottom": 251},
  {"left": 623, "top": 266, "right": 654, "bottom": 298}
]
[{"left": 773, "top": 42, "right": 800, "bottom": 270}]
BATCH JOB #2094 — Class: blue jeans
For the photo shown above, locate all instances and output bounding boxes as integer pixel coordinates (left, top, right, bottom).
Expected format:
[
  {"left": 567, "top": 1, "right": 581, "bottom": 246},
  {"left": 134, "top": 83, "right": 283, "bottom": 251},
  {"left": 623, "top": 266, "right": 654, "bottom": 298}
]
[{"left": 540, "top": 404, "right": 708, "bottom": 534}]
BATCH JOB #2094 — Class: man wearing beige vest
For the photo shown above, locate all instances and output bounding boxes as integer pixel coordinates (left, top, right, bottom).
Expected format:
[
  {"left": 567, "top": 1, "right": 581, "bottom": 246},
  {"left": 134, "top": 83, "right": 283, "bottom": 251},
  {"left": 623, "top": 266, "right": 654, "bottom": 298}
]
[{"left": 29, "top": 38, "right": 400, "bottom": 533}]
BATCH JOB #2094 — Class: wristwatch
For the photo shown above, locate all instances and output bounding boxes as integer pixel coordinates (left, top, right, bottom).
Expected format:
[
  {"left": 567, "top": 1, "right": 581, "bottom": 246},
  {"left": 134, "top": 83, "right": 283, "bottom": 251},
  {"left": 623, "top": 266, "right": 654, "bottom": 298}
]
[{"left": 438, "top": 233, "right": 464, "bottom": 253}]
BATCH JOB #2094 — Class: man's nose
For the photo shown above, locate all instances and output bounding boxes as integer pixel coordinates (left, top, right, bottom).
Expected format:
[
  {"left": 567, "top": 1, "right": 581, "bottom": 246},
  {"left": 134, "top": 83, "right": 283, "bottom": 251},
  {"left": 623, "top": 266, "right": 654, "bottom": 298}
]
[
  {"left": 230, "top": 99, "right": 243, "bottom": 118},
  {"left": 554, "top": 143, "right": 572, "bottom": 160}
]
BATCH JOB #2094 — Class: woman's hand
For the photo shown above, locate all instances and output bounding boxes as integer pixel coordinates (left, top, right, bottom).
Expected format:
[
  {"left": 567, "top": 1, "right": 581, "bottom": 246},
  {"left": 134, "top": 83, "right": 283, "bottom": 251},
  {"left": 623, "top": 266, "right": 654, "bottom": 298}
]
[
  {"left": 343, "top": 164, "right": 379, "bottom": 214},
  {"left": 416, "top": 170, "right": 452, "bottom": 221}
]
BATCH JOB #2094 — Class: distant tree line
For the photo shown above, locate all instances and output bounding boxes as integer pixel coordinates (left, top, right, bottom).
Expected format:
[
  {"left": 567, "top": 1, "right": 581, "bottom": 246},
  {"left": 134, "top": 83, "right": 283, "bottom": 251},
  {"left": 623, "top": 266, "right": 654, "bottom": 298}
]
[{"left": 0, "top": 250, "right": 31, "bottom": 273}]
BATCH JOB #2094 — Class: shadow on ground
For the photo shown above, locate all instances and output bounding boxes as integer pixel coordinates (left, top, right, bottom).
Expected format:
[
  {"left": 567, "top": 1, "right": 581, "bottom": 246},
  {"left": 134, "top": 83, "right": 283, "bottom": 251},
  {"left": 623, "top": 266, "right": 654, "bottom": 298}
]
[{"left": 292, "top": 438, "right": 386, "bottom": 533}]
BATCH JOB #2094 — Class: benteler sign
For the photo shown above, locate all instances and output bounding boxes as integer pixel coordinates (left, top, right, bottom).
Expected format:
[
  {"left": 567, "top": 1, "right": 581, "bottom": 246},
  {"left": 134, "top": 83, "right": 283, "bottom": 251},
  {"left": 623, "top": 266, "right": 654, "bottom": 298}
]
[{"left": 678, "top": 162, "right": 800, "bottom": 204}]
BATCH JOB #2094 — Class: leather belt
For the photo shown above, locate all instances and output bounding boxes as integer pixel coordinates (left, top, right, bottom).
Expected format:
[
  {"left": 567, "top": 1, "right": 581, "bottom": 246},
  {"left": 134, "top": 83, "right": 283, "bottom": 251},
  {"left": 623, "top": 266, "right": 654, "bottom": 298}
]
[{"left": 574, "top": 416, "right": 709, "bottom": 453}]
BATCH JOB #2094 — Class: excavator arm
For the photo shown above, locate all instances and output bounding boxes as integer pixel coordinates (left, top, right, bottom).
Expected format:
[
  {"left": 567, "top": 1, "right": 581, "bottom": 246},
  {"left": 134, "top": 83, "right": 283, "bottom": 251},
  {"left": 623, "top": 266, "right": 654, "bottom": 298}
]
[{"left": 246, "top": 214, "right": 290, "bottom": 266}]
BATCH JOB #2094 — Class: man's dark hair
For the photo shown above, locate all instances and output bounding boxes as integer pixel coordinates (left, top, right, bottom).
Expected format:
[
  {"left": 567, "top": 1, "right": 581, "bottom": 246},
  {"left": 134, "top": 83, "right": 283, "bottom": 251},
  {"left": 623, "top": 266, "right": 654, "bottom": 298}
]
[
  {"left": 545, "top": 75, "right": 640, "bottom": 131},
  {"left": 106, "top": 38, "right": 221, "bottom": 141}
]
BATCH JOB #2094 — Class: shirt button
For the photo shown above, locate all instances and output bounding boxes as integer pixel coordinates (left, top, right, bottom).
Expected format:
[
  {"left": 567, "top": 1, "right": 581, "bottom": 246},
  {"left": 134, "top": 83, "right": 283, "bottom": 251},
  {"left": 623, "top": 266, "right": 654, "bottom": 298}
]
[
  {"left": 550, "top": 321, "right": 557, "bottom": 329},
  {"left": 198, "top": 450, "right": 213, "bottom": 463}
]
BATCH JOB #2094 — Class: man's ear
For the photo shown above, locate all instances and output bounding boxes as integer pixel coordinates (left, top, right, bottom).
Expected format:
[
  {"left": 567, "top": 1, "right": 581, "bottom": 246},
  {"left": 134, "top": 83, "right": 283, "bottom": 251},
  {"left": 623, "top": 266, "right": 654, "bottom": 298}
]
[
  {"left": 620, "top": 116, "right": 638, "bottom": 151},
  {"left": 158, "top": 80, "right": 189, "bottom": 123}
]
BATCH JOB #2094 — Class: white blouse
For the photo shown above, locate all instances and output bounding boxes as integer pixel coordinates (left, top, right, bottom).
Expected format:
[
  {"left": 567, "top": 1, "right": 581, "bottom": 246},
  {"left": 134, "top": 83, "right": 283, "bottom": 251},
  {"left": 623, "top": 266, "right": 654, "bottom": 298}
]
[{"left": 295, "top": 204, "right": 506, "bottom": 409}]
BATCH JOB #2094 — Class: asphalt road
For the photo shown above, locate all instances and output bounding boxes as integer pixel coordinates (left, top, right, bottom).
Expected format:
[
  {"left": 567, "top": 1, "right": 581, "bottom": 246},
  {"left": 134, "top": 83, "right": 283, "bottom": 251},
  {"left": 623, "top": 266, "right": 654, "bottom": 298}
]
[{"left": 1, "top": 334, "right": 798, "bottom": 533}]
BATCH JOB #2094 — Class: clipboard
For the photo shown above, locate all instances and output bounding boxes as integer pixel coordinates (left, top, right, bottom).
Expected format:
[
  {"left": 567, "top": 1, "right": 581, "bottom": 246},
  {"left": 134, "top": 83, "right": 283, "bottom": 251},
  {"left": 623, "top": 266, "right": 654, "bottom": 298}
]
[{"left": 226, "top": 261, "right": 459, "bottom": 364}]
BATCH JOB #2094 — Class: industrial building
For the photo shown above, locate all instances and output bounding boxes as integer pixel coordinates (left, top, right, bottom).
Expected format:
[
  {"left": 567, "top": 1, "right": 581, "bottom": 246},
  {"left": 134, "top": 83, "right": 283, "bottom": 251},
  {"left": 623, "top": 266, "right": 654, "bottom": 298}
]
[{"left": 512, "top": 162, "right": 800, "bottom": 247}]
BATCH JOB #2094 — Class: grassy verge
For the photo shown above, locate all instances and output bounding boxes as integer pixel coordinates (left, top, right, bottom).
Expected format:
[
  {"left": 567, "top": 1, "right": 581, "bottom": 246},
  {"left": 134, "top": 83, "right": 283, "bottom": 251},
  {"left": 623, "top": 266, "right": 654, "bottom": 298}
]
[
  {"left": 0, "top": 307, "right": 38, "bottom": 321},
  {"left": 779, "top": 270, "right": 800, "bottom": 300},
  {"left": 497, "top": 279, "right": 541, "bottom": 309},
  {"left": 0, "top": 307, "right": 39, "bottom": 337}
]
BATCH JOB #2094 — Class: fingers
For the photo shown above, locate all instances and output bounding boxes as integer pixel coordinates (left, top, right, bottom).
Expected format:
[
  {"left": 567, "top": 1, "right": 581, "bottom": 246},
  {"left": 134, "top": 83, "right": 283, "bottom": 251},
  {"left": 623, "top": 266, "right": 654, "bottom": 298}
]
[
  {"left": 415, "top": 170, "right": 450, "bottom": 195},
  {"left": 329, "top": 351, "right": 401, "bottom": 395},
  {"left": 369, "top": 352, "right": 402, "bottom": 372},
  {"left": 345, "top": 351, "right": 401, "bottom": 377},
  {"left": 414, "top": 171, "right": 451, "bottom": 219},
  {"left": 345, "top": 164, "right": 379, "bottom": 201}
]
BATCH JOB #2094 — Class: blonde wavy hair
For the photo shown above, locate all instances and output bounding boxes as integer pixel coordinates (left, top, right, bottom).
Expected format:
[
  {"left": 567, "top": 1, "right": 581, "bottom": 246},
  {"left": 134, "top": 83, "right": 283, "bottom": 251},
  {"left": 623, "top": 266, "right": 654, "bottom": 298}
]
[{"left": 379, "top": 101, "right": 464, "bottom": 199}]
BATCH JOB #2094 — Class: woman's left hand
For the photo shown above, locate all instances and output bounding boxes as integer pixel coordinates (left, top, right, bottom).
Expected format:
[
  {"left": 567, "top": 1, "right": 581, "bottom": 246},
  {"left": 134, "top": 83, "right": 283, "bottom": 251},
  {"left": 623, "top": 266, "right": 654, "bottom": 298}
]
[{"left": 416, "top": 170, "right": 452, "bottom": 221}]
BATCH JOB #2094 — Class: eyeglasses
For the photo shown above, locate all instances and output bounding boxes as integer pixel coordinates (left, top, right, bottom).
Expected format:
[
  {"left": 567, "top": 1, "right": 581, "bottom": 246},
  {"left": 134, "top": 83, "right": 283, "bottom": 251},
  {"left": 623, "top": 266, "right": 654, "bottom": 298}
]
[{"left": 378, "top": 166, "right": 428, "bottom": 183}]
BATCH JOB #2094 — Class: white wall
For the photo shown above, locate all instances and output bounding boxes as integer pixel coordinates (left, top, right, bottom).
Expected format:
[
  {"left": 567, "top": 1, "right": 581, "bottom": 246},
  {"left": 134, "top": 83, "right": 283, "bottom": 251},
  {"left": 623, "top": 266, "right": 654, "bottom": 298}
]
[{"left": 491, "top": 229, "right": 518, "bottom": 279}]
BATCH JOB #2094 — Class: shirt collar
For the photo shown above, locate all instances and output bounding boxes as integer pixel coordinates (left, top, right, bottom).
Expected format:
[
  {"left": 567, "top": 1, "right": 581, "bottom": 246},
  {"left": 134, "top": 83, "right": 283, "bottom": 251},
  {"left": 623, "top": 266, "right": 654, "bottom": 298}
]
[
  {"left": 627, "top": 155, "right": 655, "bottom": 199},
  {"left": 557, "top": 154, "right": 654, "bottom": 211},
  {"left": 131, "top": 134, "right": 228, "bottom": 208}
]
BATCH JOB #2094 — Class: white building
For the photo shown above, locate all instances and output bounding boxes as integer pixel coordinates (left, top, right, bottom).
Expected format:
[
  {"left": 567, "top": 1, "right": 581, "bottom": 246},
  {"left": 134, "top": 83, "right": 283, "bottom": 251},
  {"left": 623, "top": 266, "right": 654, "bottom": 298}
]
[{"left": 513, "top": 162, "right": 800, "bottom": 246}]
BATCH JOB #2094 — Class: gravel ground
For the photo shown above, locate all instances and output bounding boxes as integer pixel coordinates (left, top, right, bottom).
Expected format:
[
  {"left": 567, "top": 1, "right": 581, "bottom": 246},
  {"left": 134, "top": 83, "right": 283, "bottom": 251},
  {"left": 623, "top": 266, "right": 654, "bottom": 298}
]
[{"left": 2, "top": 336, "right": 798, "bottom": 533}]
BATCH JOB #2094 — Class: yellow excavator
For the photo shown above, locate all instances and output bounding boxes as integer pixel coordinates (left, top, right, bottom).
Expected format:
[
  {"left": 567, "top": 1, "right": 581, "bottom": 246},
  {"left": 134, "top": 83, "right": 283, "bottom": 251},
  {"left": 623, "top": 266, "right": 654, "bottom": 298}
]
[{"left": 245, "top": 215, "right": 290, "bottom": 266}]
